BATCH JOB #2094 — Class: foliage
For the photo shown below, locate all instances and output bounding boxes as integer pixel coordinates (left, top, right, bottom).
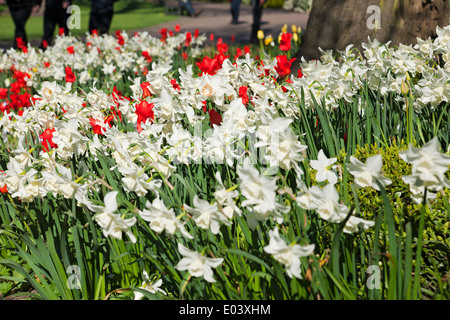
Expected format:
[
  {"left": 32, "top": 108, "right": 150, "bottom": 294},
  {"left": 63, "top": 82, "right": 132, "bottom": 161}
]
[{"left": 0, "top": 23, "right": 449, "bottom": 301}]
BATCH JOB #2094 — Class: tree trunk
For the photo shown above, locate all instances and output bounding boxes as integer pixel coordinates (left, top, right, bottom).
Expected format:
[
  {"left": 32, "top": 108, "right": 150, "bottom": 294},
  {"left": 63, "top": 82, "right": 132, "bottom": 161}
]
[{"left": 291, "top": 0, "right": 450, "bottom": 74}]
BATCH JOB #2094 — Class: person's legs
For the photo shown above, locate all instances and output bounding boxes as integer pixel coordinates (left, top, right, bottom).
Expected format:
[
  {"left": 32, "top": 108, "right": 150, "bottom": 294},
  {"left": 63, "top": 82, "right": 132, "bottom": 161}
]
[
  {"left": 250, "top": 0, "right": 263, "bottom": 43},
  {"left": 180, "top": 0, "right": 195, "bottom": 16},
  {"left": 88, "top": 7, "right": 99, "bottom": 33},
  {"left": 98, "top": 7, "right": 114, "bottom": 34},
  {"left": 231, "top": 0, "right": 241, "bottom": 23},
  {"left": 56, "top": 7, "right": 70, "bottom": 35},
  {"left": 89, "top": 4, "right": 114, "bottom": 34},
  {"left": 41, "top": 6, "right": 58, "bottom": 47},
  {"left": 8, "top": 5, "right": 32, "bottom": 47}
]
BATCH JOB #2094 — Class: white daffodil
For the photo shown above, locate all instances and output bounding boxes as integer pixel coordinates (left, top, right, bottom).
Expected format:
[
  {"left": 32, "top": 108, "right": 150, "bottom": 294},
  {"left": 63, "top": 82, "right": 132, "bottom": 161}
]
[
  {"left": 343, "top": 216, "right": 375, "bottom": 234},
  {"left": 183, "top": 195, "right": 232, "bottom": 235},
  {"left": 92, "top": 191, "right": 137, "bottom": 243},
  {"left": 237, "top": 160, "right": 289, "bottom": 229},
  {"left": 310, "top": 149, "right": 338, "bottom": 184},
  {"left": 213, "top": 171, "right": 241, "bottom": 219},
  {"left": 139, "top": 197, "right": 193, "bottom": 239},
  {"left": 263, "top": 227, "right": 315, "bottom": 279},
  {"left": 408, "top": 184, "right": 438, "bottom": 205},
  {"left": 295, "top": 185, "right": 323, "bottom": 210},
  {"left": 134, "top": 271, "right": 166, "bottom": 300},
  {"left": 346, "top": 154, "right": 392, "bottom": 191},
  {"left": 175, "top": 243, "right": 223, "bottom": 283},
  {"left": 118, "top": 163, "right": 161, "bottom": 197},
  {"left": 314, "top": 183, "right": 350, "bottom": 223},
  {"left": 399, "top": 136, "right": 450, "bottom": 190}
]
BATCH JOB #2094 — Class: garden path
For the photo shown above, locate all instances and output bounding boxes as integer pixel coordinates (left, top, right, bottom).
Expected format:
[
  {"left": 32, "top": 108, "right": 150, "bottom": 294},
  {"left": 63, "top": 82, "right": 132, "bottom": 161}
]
[{"left": 134, "top": 1, "right": 309, "bottom": 44}]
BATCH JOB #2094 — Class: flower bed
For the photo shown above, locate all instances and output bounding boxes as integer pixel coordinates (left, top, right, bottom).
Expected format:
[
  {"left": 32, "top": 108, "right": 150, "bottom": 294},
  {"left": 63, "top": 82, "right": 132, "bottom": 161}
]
[{"left": 0, "top": 25, "right": 449, "bottom": 300}]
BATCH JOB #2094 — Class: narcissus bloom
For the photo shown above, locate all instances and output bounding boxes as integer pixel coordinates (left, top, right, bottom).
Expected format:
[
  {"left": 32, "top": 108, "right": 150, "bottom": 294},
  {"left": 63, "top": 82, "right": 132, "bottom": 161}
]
[
  {"left": 175, "top": 243, "right": 223, "bottom": 283},
  {"left": 237, "top": 160, "right": 289, "bottom": 229},
  {"left": 310, "top": 149, "right": 338, "bottom": 184},
  {"left": 183, "top": 195, "right": 231, "bottom": 235},
  {"left": 134, "top": 271, "right": 166, "bottom": 300},
  {"left": 346, "top": 154, "right": 392, "bottom": 191},
  {"left": 139, "top": 197, "right": 193, "bottom": 239},
  {"left": 263, "top": 227, "right": 315, "bottom": 279},
  {"left": 92, "top": 191, "right": 137, "bottom": 243},
  {"left": 399, "top": 136, "right": 450, "bottom": 190}
]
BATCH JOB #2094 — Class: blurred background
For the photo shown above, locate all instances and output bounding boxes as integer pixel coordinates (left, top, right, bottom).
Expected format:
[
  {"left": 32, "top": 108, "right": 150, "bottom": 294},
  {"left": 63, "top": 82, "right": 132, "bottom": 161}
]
[{"left": 0, "top": 0, "right": 312, "bottom": 45}]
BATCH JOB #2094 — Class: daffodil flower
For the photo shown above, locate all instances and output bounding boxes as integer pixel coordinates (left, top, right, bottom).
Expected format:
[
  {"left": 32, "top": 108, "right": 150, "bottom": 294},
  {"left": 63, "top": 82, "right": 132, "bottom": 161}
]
[
  {"left": 175, "top": 243, "right": 223, "bottom": 283},
  {"left": 263, "top": 227, "right": 314, "bottom": 279},
  {"left": 92, "top": 191, "right": 137, "bottom": 243},
  {"left": 399, "top": 136, "right": 450, "bottom": 190},
  {"left": 346, "top": 154, "right": 392, "bottom": 191}
]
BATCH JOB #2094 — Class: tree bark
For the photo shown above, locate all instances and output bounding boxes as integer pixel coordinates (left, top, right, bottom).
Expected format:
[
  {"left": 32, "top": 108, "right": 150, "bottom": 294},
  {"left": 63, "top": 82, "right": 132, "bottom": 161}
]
[{"left": 291, "top": 0, "right": 450, "bottom": 74}]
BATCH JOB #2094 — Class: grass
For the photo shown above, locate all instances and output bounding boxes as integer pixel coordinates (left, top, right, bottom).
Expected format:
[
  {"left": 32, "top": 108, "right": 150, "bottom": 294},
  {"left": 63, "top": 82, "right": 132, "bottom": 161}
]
[{"left": 0, "top": 0, "right": 178, "bottom": 42}]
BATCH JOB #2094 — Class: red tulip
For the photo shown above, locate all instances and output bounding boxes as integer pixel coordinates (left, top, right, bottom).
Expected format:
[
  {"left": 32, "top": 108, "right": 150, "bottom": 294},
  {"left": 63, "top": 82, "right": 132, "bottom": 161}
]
[
  {"left": 274, "top": 55, "right": 296, "bottom": 78},
  {"left": 39, "top": 128, "right": 57, "bottom": 152},
  {"left": 238, "top": 86, "right": 249, "bottom": 105},
  {"left": 65, "top": 66, "right": 76, "bottom": 83},
  {"left": 279, "top": 33, "right": 292, "bottom": 52},
  {"left": 135, "top": 100, "right": 154, "bottom": 132},
  {"left": 141, "top": 82, "right": 152, "bottom": 99},
  {"left": 196, "top": 56, "right": 219, "bottom": 76},
  {"left": 208, "top": 108, "right": 222, "bottom": 127},
  {"left": 89, "top": 118, "right": 105, "bottom": 135}
]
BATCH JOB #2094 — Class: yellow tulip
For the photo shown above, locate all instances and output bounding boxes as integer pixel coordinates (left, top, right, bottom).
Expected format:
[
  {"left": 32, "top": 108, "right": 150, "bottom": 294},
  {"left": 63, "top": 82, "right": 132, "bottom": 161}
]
[
  {"left": 293, "top": 32, "right": 298, "bottom": 43},
  {"left": 264, "top": 35, "right": 273, "bottom": 46},
  {"left": 291, "top": 25, "right": 297, "bottom": 33},
  {"left": 281, "top": 24, "right": 287, "bottom": 33},
  {"left": 257, "top": 30, "right": 264, "bottom": 40}
]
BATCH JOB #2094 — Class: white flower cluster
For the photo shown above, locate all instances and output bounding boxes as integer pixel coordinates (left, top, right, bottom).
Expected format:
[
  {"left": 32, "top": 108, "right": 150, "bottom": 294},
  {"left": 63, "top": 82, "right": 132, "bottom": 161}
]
[
  {"left": 1, "top": 25, "right": 449, "bottom": 285},
  {"left": 292, "top": 25, "right": 450, "bottom": 111}
]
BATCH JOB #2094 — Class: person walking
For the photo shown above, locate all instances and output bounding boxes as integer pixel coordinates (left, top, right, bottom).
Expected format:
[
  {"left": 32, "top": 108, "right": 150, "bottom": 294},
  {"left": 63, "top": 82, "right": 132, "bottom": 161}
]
[
  {"left": 89, "top": 0, "right": 116, "bottom": 35},
  {"left": 250, "top": 0, "right": 265, "bottom": 43},
  {"left": 0, "top": 0, "right": 41, "bottom": 49},
  {"left": 40, "top": 0, "right": 71, "bottom": 49},
  {"left": 230, "top": 0, "right": 241, "bottom": 24},
  {"left": 180, "top": 0, "right": 202, "bottom": 17}
]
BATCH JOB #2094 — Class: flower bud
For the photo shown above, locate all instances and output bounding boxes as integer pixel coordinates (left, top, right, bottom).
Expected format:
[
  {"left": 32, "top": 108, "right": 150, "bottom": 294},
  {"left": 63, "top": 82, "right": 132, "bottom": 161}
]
[
  {"left": 257, "top": 30, "right": 264, "bottom": 40},
  {"left": 401, "top": 79, "right": 409, "bottom": 95}
]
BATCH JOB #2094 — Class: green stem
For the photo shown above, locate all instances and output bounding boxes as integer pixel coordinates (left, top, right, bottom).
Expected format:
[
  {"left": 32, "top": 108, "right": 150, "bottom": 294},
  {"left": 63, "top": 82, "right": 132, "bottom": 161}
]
[{"left": 412, "top": 188, "right": 427, "bottom": 299}]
